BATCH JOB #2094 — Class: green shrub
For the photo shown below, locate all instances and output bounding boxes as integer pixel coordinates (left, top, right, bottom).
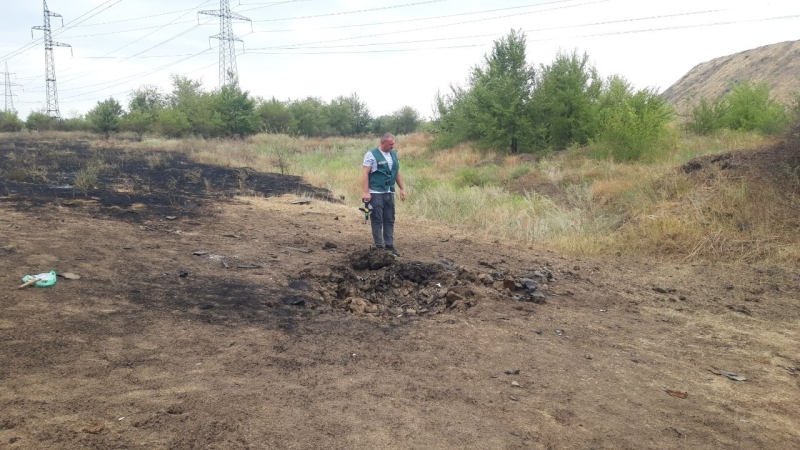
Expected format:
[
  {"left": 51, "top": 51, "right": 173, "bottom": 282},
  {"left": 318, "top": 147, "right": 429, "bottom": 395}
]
[
  {"left": 509, "top": 165, "right": 530, "bottom": 179},
  {"left": 456, "top": 166, "right": 499, "bottom": 187},
  {"left": 61, "top": 116, "right": 91, "bottom": 132},
  {"left": 529, "top": 50, "right": 602, "bottom": 150},
  {"left": 257, "top": 98, "right": 297, "bottom": 134},
  {"left": 25, "top": 111, "right": 55, "bottom": 131},
  {"left": 212, "top": 84, "right": 258, "bottom": 138},
  {"left": 154, "top": 108, "right": 192, "bottom": 138},
  {"left": 120, "top": 110, "right": 154, "bottom": 140},
  {"left": 391, "top": 106, "right": 422, "bottom": 135},
  {"left": 688, "top": 82, "right": 789, "bottom": 137},
  {"left": 723, "top": 82, "right": 788, "bottom": 135},
  {"left": 591, "top": 78, "right": 674, "bottom": 161},
  {"left": 87, "top": 97, "right": 124, "bottom": 138},
  {"left": 433, "top": 30, "right": 536, "bottom": 153},
  {"left": 0, "top": 111, "right": 24, "bottom": 132},
  {"left": 687, "top": 97, "right": 728, "bottom": 135}
]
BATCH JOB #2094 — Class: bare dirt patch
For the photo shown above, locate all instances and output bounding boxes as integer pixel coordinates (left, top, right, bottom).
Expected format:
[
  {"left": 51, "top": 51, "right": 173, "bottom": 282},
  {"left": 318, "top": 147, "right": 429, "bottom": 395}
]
[{"left": 0, "top": 136, "right": 798, "bottom": 449}]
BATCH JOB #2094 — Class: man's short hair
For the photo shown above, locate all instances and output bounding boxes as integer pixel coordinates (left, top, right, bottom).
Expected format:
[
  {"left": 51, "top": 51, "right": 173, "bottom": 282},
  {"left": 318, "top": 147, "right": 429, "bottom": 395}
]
[{"left": 381, "top": 132, "right": 395, "bottom": 143}]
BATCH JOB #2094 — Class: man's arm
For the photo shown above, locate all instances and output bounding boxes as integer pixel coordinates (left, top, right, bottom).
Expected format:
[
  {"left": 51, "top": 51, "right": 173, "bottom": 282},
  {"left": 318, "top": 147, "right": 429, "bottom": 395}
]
[
  {"left": 396, "top": 172, "right": 407, "bottom": 201},
  {"left": 362, "top": 165, "right": 372, "bottom": 202}
]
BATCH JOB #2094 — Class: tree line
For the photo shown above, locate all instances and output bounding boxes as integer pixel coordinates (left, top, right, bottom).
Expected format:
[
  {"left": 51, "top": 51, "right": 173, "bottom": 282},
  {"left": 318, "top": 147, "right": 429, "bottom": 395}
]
[
  {"left": 432, "top": 29, "right": 674, "bottom": 160},
  {"left": 0, "top": 76, "right": 423, "bottom": 139},
  {"left": 431, "top": 30, "right": 798, "bottom": 161}
]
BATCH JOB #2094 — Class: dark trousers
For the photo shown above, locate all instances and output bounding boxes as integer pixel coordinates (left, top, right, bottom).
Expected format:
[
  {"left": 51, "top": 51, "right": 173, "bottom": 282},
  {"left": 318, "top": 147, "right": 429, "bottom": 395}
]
[{"left": 369, "top": 193, "right": 395, "bottom": 248}]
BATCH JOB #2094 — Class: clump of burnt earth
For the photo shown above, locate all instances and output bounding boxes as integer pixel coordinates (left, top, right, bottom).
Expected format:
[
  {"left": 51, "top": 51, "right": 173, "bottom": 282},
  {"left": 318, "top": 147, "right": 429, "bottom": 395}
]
[{"left": 296, "top": 248, "right": 556, "bottom": 317}]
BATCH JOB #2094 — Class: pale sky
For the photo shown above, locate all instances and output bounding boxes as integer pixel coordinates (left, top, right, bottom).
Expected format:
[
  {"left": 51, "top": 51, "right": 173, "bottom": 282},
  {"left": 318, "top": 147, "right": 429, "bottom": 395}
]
[{"left": 1, "top": 0, "right": 798, "bottom": 120}]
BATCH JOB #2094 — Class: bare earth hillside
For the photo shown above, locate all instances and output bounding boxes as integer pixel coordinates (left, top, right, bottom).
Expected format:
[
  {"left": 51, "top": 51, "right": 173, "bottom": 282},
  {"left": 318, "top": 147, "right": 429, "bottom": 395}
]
[
  {"left": 1, "top": 136, "right": 799, "bottom": 449},
  {"left": 663, "top": 39, "right": 800, "bottom": 114}
]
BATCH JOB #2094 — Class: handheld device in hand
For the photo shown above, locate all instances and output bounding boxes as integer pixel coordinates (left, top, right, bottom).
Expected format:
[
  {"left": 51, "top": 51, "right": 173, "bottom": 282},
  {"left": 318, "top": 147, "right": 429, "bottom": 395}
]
[{"left": 358, "top": 200, "right": 372, "bottom": 222}]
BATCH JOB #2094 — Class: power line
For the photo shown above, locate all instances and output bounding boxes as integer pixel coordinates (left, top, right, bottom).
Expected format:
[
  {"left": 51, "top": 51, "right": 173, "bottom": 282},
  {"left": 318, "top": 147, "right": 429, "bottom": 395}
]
[
  {"left": 70, "top": 5, "right": 212, "bottom": 27},
  {"left": 60, "top": 58, "right": 223, "bottom": 105},
  {"left": 249, "top": 0, "right": 587, "bottom": 34},
  {"left": 24, "top": 12, "right": 217, "bottom": 92},
  {"left": 46, "top": 10, "right": 800, "bottom": 102},
  {"left": 234, "top": 0, "right": 313, "bottom": 13},
  {"left": 526, "top": 12, "right": 800, "bottom": 42},
  {"left": 247, "top": 0, "right": 607, "bottom": 51},
  {"left": 11, "top": 2, "right": 799, "bottom": 112},
  {"left": 59, "top": 49, "right": 213, "bottom": 100},
  {"left": 241, "top": 13, "right": 800, "bottom": 56},
  {"left": 33, "top": 0, "right": 582, "bottom": 93},
  {"left": 0, "top": 0, "right": 122, "bottom": 66},
  {"left": 1, "top": 0, "right": 125, "bottom": 106},
  {"left": 34, "top": 0, "right": 212, "bottom": 84},
  {"left": 57, "top": 0, "right": 486, "bottom": 39},
  {"left": 105, "top": 0, "right": 214, "bottom": 57},
  {"left": 243, "top": 0, "right": 445, "bottom": 19},
  {"left": 59, "top": 21, "right": 199, "bottom": 39},
  {"left": 265, "top": 9, "right": 724, "bottom": 50},
  {"left": 64, "top": 0, "right": 304, "bottom": 28},
  {"left": 51, "top": 40, "right": 215, "bottom": 94}
]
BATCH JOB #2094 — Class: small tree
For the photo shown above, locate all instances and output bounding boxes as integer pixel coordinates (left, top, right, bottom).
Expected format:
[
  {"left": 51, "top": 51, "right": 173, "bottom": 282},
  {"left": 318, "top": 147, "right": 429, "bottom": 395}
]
[
  {"left": 346, "top": 93, "right": 373, "bottom": 135},
  {"left": 432, "top": 85, "right": 481, "bottom": 149},
  {"left": 120, "top": 110, "right": 153, "bottom": 140},
  {"left": 25, "top": 110, "right": 55, "bottom": 131},
  {"left": 0, "top": 111, "right": 24, "bottom": 132},
  {"left": 529, "top": 50, "right": 602, "bottom": 150},
  {"left": 391, "top": 106, "right": 422, "bottom": 134},
  {"left": 121, "top": 85, "right": 165, "bottom": 139},
  {"left": 687, "top": 82, "right": 789, "bottom": 136},
  {"left": 470, "top": 29, "right": 536, "bottom": 153},
  {"left": 129, "top": 85, "right": 165, "bottom": 115},
  {"left": 289, "top": 97, "right": 326, "bottom": 137},
  {"left": 256, "top": 98, "right": 297, "bottom": 134},
  {"left": 212, "top": 84, "right": 258, "bottom": 138},
  {"left": 167, "top": 75, "right": 223, "bottom": 137},
  {"left": 154, "top": 108, "right": 191, "bottom": 138},
  {"left": 324, "top": 96, "right": 356, "bottom": 136},
  {"left": 592, "top": 76, "right": 674, "bottom": 161},
  {"left": 723, "top": 82, "right": 788, "bottom": 135},
  {"left": 61, "top": 112, "right": 91, "bottom": 132},
  {"left": 87, "top": 98, "right": 123, "bottom": 138},
  {"left": 371, "top": 114, "right": 395, "bottom": 135},
  {"left": 687, "top": 97, "right": 728, "bottom": 135}
]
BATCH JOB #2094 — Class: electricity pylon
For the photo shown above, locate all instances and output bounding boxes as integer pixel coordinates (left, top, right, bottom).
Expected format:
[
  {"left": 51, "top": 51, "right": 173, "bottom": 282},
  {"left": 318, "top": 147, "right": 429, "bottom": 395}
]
[
  {"left": 199, "top": 0, "right": 251, "bottom": 87},
  {"left": 3, "top": 62, "right": 23, "bottom": 114},
  {"left": 32, "top": 0, "right": 71, "bottom": 119}
]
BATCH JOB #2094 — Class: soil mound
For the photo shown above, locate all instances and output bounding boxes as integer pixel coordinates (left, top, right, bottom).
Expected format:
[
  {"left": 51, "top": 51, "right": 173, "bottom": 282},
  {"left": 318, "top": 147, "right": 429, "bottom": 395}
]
[
  {"left": 297, "top": 248, "right": 556, "bottom": 317},
  {"left": 664, "top": 39, "right": 800, "bottom": 114},
  {"left": 680, "top": 124, "right": 800, "bottom": 190}
]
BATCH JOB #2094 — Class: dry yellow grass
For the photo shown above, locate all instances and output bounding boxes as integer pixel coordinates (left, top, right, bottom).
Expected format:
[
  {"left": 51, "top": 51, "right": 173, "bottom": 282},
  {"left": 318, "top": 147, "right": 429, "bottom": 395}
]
[{"left": 432, "top": 143, "right": 484, "bottom": 171}]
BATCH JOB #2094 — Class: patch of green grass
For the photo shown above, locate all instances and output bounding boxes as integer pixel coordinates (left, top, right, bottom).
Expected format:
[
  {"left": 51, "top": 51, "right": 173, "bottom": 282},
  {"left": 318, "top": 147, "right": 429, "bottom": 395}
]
[
  {"left": 8, "top": 168, "right": 28, "bottom": 182},
  {"left": 508, "top": 165, "right": 531, "bottom": 180},
  {"left": 455, "top": 166, "right": 499, "bottom": 187}
]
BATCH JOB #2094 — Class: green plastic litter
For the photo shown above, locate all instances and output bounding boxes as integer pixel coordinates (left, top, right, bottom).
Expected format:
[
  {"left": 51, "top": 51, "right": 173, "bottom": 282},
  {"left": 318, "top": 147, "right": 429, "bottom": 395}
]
[{"left": 22, "top": 270, "right": 57, "bottom": 288}]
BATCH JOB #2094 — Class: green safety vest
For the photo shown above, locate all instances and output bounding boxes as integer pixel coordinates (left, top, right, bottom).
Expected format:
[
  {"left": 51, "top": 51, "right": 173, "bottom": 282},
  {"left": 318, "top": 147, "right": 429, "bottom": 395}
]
[{"left": 368, "top": 148, "right": 399, "bottom": 193}]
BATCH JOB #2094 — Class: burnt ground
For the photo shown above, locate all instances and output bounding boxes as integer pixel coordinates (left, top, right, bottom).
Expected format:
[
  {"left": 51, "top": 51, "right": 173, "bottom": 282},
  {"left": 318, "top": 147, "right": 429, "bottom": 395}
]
[
  {"left": 1, "top": 136, "right": 799, "bottom": 449},
  {"left": 0, "top": 136, "right": 334, "bottom": 219}
]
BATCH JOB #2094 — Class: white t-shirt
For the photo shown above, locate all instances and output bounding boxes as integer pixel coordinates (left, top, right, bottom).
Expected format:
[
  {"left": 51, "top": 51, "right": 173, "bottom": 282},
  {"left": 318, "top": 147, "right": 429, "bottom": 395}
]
[{"left": 363, "top": 149, "right": 395, "bottom": 194}]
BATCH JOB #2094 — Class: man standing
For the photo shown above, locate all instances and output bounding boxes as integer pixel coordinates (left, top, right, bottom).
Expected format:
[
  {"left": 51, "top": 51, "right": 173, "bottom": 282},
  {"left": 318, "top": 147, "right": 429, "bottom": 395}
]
[{"left": 362, "top": 132, "right": 407, "bottom": 256}]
